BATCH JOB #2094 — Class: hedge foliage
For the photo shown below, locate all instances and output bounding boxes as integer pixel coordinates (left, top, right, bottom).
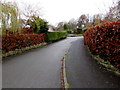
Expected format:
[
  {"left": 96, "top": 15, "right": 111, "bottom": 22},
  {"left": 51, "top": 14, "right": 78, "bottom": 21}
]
[
  {"left": 2, "top": 31, "right": 68, "bottom": 56},
  {"left": 84, "top": 20, "right": 120, "bottom": 68},
  {"left": 22, "top": 28, "right": 34, "bottom": 34},
  {"left": 2, "top": 34, "right": 45, "bottom": 53},
  {"left": 46, "top": 31, "right": 68, "bottom": 42}
]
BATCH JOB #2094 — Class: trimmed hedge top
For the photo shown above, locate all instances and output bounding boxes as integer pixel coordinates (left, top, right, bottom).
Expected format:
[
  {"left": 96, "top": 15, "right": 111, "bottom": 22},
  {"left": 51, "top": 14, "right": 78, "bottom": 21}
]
[
  {"left": 84, "top": 20, "right": 120, "bottom": 68},
  {"left": 46, "top": 31, "right": 68, "bottom": 42}
]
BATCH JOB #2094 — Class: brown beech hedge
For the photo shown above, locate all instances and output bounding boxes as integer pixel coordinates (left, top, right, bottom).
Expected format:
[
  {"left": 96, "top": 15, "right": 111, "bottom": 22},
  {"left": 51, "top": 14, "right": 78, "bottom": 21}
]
[
  {"left": 2, "top": 34, "right": 45, "bottom": 53},
  {"left": 84, "top": 20, "right": 120, "bottom": 68}
]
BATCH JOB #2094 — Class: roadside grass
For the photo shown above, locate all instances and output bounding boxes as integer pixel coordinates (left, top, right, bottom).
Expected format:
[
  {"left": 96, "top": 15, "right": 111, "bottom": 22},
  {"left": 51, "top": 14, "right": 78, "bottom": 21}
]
[
  {"left": 85, "top": 45, "right": 120, "bottom": 77},
  {"left": 2, "top": 36, "right": 68, "bottom": 59},
  {"left": 2, "top": 42, "right": 47, "bottom": 58},
  {"left": 67, "top": 83, "right": 71, "bottom": 88},
  {"left": 74, "top": 34, "right": 83, "bottom": 36},
  {"left": 64, "top": 51, "right": 71, "bottom": 89}
]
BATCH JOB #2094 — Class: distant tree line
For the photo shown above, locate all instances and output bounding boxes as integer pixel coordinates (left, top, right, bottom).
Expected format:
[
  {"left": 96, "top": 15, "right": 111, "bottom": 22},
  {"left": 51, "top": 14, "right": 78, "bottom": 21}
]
[{"left": 54, "top": 0, "right": 120, "bottom": 34}]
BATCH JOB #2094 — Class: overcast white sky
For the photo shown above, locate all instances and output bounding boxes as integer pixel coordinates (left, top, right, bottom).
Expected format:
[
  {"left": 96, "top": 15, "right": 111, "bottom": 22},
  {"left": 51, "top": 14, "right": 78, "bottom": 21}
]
[{"left": 6, "top": 0, "right": 116, "bottom": 26}]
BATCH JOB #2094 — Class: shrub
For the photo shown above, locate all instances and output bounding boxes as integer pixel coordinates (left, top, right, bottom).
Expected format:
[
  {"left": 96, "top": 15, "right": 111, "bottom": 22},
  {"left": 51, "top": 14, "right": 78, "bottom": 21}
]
[
  {"left": 76, "top": 27, "right": 82, "bottom": 34},
  {"left": 84, "top": 20, "right": 120, "bottom": 68},
  {"left": 22, "top": 28, "right": 34, "bottom": 34},
  {"left": 46, "top": 31, "right": 68, "bottom": 42},
  {"left": 27, "top": 17, "right": 48, "bottom": 34},
  {"left": 66, "top": 30, "right": 72, "bottom": 34},
  {"left": 2, "top": 34, "right": 45, "bottom": 53},
  {"left": 82, "top": 27, "right": 89, "bottom": 33}
]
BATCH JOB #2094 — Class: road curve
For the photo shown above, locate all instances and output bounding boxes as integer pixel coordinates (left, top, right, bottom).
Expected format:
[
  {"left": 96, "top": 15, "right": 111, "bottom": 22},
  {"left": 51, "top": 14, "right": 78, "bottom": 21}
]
[{"left": 3, "top": 37, "right": 80, "bottom": 88}]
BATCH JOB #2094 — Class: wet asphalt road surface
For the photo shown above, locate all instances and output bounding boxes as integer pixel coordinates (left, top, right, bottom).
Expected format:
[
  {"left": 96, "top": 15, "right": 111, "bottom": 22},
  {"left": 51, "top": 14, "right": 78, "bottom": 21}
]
[
  {"left": 2, "top": 37, "right": 80, "bottom": 88},
  {"left": 66, "top": 37, "right": 120, "bottom": 88}
]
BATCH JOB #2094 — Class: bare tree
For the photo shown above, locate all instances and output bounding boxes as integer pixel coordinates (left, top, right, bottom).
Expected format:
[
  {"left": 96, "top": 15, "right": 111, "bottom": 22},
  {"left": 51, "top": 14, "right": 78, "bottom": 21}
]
[
  {"left": 104, "top": 0, "right": 120, "bottom": 21},
  {"left": 57, "top": 22, "right": 64, "bottom": 30},
  {"left": 22, "top": 3, "right": 42, "bottom": 21},
  {"left": 69, "top": 18, "right": 77, "bottom": 30},
  {"left": 92, "top": 14, "right": 103, "bottom": 25},
  {"left": 77, "top": 14, "right": 88, "bottom": 28}
]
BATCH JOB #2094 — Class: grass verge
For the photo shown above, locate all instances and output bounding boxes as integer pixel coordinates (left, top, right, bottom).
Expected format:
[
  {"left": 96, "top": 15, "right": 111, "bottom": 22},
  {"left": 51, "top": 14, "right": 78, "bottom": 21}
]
[
  {"left": 2, "top": 42, "right": 47, "bottom": 59},
  {"left": 85, "top": 45, "right": 120, "bottom": 77},
  {"left": 74, "top": 34, "right": 83, "bottom": 36}
]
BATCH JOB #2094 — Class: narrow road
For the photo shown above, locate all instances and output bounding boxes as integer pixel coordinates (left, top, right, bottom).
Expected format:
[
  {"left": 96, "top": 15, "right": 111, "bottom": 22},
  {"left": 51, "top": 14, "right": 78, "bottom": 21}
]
[
  {"left": 66, "top": 37, "right": 120, "bottom": 88},
  {"left": 2, "top": 37, "right": 80, "bottom": 88}
]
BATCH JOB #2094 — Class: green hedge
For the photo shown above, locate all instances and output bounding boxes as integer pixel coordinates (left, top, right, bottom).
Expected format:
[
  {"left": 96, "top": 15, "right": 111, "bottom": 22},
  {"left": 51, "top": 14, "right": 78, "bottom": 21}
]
[{"left": 46, "top": 31, "right": 68, "bottom": 42}]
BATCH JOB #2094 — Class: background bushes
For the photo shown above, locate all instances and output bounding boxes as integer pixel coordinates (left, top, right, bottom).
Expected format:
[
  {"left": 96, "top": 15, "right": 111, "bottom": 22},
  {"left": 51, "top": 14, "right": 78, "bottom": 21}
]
[
  {"left": 27, "top": 17, "right": 48, "bottom": 34},
  {"left": 84, "top": 20, "right": 120, "bottom": 68},
  {"left": 46, "top": 31, "right": 68, "bottom": 42},
  {"left": 2, "top": 34, "right": 45, "bottom": 53}
]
